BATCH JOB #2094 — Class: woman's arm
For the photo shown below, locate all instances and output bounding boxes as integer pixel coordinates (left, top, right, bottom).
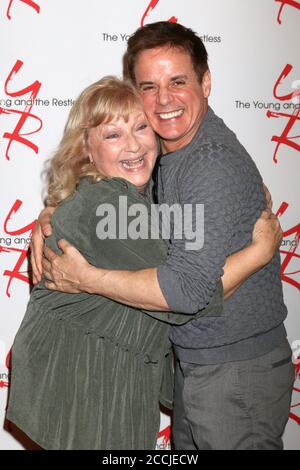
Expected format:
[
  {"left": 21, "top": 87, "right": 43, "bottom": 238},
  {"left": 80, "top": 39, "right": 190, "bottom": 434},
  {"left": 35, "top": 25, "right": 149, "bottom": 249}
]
[{"left": 222, "top": 210, "right": 282, "bottom": 299}]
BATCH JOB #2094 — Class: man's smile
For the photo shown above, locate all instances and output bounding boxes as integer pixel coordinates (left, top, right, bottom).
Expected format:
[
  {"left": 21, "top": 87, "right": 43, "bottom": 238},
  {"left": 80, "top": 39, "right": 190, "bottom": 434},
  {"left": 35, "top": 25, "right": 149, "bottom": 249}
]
[{"left": 158, "top": 109, "right": 184, "bottom": 120}]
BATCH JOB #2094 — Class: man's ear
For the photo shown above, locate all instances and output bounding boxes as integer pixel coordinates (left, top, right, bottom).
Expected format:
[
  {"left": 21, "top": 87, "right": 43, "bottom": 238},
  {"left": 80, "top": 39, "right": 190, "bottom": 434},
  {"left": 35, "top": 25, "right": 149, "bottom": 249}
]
[{"left": 202, "top": 70, "right": 211, "bottom": 99}]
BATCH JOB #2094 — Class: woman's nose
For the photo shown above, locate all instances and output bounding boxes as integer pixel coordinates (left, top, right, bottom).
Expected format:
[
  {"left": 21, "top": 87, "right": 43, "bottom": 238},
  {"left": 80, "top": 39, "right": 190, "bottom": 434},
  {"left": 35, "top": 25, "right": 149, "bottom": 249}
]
[{"left": 125, "top": 134, "right": 141, "bottom": 153}]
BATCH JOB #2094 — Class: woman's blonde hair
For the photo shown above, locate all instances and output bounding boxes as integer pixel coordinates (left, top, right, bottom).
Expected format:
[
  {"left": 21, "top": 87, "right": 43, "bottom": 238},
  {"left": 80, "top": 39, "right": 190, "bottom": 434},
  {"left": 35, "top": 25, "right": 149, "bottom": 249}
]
[{"left": 46, "top": 76, "right": 144, "bottom": 206}]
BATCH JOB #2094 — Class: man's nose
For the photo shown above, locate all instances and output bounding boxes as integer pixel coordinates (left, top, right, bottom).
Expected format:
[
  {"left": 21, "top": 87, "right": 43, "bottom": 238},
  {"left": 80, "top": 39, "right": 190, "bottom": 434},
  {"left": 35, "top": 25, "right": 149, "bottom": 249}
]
[{"left": 156, "top": 86, "right": 173, "bottom": 106}]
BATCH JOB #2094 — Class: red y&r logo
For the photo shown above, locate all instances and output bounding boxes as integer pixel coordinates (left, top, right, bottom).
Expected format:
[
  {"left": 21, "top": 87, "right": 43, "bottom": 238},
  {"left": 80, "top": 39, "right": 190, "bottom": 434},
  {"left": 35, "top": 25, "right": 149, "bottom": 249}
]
[
  {"left": 267, "top": 64, "right": 300, "bottom": 163},
  {"left": 0, "top": 60, "right": 42, "bottom": 161},
  {"left": 0, "top": 200, "right": 36, "bottom": 297},
  {"left": 140, "top": 0, "right": 178, "bottom": 27},
  {"left": 275, "top": 0, "right": 300, "bottom": 24},
  {"left": 6, "top": 0, "right": 40, "bottom": 20},
  {"left": 157, "top": 425, "right": 171, "bottom": 449}
]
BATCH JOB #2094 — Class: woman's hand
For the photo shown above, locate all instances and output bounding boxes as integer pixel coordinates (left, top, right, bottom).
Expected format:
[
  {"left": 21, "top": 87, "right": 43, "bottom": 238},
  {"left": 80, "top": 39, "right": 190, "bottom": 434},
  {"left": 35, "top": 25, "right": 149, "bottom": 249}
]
[
  {"left": 251, "top": 209, "right": 283, "bottom": 266},
  {"left": 30, "top": 206, "right": 56, "bottom": 284},
  {"left": 263, "top": 183, "right": 273, "bottom": 211}
]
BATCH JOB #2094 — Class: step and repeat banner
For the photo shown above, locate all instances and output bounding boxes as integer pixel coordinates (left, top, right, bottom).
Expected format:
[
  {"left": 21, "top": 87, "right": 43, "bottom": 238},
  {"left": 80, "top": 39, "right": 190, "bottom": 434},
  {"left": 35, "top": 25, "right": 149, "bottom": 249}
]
[{"left": 0, "top": 0, "right": 299, "bottom": 450}]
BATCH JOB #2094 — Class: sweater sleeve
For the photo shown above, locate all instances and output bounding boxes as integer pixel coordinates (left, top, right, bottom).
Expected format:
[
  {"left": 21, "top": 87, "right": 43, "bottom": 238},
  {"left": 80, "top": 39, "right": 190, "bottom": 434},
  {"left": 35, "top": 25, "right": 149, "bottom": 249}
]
[{"left": 157, "top": 144, "right": 242, "bottom": 314}]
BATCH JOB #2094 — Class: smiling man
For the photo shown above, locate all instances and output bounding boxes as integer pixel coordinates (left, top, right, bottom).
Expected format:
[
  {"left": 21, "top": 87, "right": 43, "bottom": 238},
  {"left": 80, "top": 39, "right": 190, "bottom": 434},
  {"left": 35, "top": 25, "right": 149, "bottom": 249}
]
[
  {"left": 134, "top": 46, "right": 210, "bottom": 153},
  {"left": 32, "top": 22, "right": 293, "bottom": 450}
]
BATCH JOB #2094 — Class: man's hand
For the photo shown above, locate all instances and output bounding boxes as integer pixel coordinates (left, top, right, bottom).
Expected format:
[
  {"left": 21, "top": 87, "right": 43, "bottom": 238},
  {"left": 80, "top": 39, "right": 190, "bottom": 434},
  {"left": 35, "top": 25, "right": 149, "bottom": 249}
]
[
  {"left": 251, "top": 209, "right": 283, "bottom": 265},
  {"left": 42, "top": 239, "right": 95, "bottom": 293},
  {"left": 30, "top": 206, "right": 55, "bottom": 284}
]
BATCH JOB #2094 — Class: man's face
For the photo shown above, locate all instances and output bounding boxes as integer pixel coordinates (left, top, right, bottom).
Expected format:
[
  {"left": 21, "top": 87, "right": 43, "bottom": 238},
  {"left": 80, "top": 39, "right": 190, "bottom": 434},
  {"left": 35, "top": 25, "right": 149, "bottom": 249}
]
[{"left": 134, "top": 46, "right": 211, "bottom": 153}]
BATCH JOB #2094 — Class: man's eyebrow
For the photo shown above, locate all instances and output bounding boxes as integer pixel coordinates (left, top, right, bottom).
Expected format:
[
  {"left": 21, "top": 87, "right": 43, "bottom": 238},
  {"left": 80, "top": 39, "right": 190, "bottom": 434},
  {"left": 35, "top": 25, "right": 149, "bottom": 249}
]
[
  {"left": 170, "top": 75, "right": 188, "bottom": 81},
  {"left": 138, "top": 81, "right": 155, "bottom": 88},
  {"left": 138, "top": 75, "right": 188, "bottom": 88}
]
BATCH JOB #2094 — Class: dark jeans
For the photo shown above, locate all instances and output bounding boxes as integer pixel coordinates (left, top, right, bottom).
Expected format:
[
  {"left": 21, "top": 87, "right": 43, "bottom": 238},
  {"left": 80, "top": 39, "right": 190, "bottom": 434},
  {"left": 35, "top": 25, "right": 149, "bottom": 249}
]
[{"left": 173, "top": 339, "right": 294, "bottom": 450}]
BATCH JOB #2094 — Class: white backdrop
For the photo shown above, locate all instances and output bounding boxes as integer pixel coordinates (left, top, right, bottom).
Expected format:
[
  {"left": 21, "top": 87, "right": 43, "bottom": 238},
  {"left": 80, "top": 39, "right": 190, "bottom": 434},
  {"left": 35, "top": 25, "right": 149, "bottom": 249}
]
[{"left": 0, "top": 0, "right": 299, "bottom": 450}]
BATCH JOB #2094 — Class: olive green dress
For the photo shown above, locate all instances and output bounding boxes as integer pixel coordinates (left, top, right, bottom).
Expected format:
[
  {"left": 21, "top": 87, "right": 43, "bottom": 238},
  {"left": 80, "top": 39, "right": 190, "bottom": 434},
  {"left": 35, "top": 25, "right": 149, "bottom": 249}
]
[{"left": 6, "top": 177, "right": 222, "bottom": 450}]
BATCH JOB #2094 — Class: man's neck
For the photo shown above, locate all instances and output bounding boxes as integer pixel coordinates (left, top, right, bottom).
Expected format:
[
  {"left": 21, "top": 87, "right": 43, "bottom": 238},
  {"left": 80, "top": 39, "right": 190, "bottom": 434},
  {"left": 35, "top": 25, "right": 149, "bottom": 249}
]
[{"left": 161, "top": 105, "right": 208, "bottom": 154}]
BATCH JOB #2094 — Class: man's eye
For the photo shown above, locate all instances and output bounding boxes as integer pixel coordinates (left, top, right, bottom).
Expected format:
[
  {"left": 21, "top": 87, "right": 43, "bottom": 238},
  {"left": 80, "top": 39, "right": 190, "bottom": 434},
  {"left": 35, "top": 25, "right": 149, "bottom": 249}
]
[{"left": 173, "top": 80, "right": 185, "bottom": 86}]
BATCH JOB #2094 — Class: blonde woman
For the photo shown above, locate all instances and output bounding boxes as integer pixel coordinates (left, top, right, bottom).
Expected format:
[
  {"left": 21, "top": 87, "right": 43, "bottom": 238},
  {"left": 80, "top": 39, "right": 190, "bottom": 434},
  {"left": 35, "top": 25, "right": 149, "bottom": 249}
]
[{"left": 6, "top": 76, "right": 205, "bottom": 450}]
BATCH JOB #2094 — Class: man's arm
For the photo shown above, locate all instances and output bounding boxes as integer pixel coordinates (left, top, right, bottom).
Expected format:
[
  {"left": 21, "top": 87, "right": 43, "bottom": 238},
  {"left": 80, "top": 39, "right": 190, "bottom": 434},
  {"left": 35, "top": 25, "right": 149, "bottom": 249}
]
[
  {"left": 42, "top": 208, "right": 282, "bottom": 311},
  {"left": 44, "top": 244, "right": 169, "bottom": 309},
  {"left": 31, "top": 183, "right": 275, "bottom": 285}
]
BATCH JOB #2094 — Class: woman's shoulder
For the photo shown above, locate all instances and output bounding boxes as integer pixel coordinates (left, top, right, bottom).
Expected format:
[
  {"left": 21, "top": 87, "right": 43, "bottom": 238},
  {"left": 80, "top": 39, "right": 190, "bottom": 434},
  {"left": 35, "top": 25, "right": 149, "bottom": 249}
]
[
  {"left": 52, "top": 177, "right": 150, "bottom": 232},
  {"left": 77, "top": 176, "right": 129, "bottom": 197},
  {"left": 77, "top": 177, "right": 149, "bottom": 206},
  {"left": 53, "top": 177, "right": 128, "bottom": 212}
]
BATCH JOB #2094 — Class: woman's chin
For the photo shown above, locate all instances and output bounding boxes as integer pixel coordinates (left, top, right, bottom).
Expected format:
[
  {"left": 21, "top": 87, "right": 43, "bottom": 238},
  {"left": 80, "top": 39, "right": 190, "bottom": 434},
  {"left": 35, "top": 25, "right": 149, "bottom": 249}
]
[{"left": 120, "top": 170, "right": 151, "bottom": 189}]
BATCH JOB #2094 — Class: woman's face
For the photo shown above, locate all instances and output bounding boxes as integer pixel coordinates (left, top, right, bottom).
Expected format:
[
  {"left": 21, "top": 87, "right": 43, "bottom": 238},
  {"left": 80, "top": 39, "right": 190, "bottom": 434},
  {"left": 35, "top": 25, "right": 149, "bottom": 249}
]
[{"left": 88, "top": 108, "right": 158, "bottom": 192}]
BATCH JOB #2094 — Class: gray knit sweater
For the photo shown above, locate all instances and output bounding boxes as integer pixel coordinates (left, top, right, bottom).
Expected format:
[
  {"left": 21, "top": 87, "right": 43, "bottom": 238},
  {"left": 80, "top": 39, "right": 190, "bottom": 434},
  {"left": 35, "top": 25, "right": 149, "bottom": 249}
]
[{"left": 157, "top": 107, "right": 287, "bottom": 364}]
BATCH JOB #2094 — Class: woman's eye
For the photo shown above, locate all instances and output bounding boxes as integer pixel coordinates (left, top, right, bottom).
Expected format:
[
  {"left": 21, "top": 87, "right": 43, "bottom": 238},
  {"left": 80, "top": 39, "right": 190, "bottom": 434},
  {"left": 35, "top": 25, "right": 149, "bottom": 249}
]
[
  {"left": 105, "top": 133, "right": 119, "bottom": 139},
  {"left": 137, "top": 124, "right": 148, "bottom": 131}
]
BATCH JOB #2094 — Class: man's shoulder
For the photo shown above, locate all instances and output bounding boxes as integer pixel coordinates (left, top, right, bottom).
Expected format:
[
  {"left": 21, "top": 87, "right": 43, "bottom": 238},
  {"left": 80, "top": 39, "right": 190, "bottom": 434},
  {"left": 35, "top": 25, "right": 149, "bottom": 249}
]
[
  {"left": 183, "top": 116, "right": 254, "bottom": 176},
  {"left": 179, "top": 139, "right": 240, "bottom": 179},
  {"left": 175, "top": 140, "right": 258, "bottom": 197}
]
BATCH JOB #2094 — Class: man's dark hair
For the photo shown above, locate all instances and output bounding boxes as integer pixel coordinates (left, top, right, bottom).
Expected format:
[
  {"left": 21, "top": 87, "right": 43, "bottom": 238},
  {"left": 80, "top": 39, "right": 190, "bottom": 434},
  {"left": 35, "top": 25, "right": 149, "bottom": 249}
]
[{"left": 124, "top": 21, "right": 209, "bottom": 84}]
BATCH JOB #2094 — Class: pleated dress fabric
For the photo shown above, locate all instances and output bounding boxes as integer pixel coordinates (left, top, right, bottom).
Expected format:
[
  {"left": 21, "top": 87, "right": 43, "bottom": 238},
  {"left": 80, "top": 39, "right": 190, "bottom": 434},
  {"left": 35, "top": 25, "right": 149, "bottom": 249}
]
[{"left": 6, "top": 177, "right": 192, "bottom": 450}]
